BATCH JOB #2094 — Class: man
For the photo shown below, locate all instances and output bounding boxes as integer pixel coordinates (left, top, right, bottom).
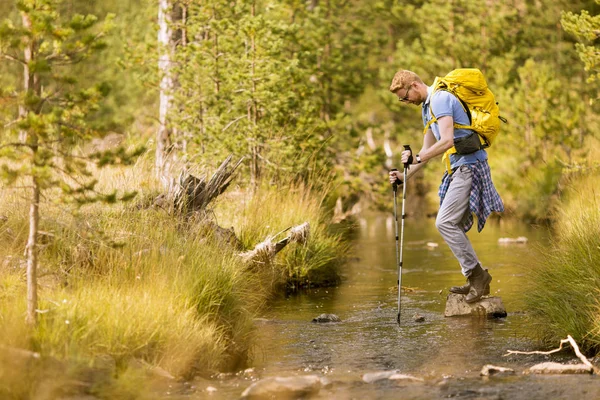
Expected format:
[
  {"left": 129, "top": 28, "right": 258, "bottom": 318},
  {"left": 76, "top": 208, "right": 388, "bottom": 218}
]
[{"left": 388, "top": 69, "right": 504, "bottom": 303}]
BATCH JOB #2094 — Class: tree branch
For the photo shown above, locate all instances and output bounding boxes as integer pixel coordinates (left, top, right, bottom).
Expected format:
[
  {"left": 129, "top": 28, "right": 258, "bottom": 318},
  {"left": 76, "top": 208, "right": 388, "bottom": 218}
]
[
  {"left": 0, "top": 142, "right": 32, "bottom": 150},
  {"left": 222, "top": 115, "right": 247, "bottom": 132},
  {"left": 0, "top": 52, "right": 25, "bottom": 65},
  {"left": 44, "top": 32, "right": 106, "bottom": 64},
  {"left": 504, "top": 335, "right": 600, "bottom": 374}
]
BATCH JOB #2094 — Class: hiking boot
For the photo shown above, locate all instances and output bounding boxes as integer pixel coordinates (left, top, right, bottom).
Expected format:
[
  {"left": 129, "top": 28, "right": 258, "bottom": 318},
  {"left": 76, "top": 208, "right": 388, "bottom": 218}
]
[
  {"left": 465, "top": 264, "right": 492, "bottom": 303},
  {"left": 449, "top": 269, "right": 490, "bottom": 295}
]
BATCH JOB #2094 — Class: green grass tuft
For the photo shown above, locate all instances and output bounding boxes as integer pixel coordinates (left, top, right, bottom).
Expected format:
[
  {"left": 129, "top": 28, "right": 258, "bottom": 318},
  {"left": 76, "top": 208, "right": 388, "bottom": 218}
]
[{"left": 525, "top": 170, "right": 600, "bottom": 353}]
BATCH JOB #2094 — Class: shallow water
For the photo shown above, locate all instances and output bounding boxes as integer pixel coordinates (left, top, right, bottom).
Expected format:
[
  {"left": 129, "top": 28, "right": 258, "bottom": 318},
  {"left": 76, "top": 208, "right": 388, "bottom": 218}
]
[{"left": 183, "top": 214, "right": 600, "bottom": 399}]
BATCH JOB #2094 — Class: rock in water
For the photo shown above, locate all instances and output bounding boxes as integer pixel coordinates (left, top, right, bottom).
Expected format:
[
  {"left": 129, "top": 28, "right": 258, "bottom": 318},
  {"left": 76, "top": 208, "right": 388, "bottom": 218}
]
[
  {"left": 362, "top": 370, "right": 424, "bottom": 383},
  {"left": 312, "top": 313, "right": 340, "bottom": 323},
  {"left": 480, "top": 364, "right": 515, "bottom": 376},
  {"left": 413, "top": 314, "right": 425, "bottom": 322},
  {"left": 241, "top": 375, "right": 323, "bottom": 398},
  {"left": 525, "top": 362, "right": 592, "bottom": 375},
  {"left": 362, "top": 370, "right": 399, "bottom": 383},
  {"left": 444, "top": 293, "right": 507, "bottom": 318}
]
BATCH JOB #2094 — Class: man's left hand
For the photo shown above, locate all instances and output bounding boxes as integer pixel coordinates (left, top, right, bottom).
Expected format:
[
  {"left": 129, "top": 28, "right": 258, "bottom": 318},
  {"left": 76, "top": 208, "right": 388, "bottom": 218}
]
[{"left": 400, "top": 149, "right": 414, "bottom": 165}]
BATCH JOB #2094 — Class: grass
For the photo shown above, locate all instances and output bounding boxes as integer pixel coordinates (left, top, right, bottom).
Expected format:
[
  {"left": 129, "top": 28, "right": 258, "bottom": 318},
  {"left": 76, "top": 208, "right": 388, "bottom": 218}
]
[
  {"left": 0, "top": 155, "right": 347, "bottom": 397},
  {"left": 218, "top": 180, "right": 347, "bottom": 291},
  {"left": 524, "top": 169, "right": 600, "bottom": 353}
]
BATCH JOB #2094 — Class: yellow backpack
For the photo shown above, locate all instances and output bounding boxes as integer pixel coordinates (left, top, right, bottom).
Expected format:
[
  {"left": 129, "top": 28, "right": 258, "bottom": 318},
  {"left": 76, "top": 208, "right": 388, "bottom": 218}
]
[{"left": 423, "top": 68, "right": 506, "bottom": 172}]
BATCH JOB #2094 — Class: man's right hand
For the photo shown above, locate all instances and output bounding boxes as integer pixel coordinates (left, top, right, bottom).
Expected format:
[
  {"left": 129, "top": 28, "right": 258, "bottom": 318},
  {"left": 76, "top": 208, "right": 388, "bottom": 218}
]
[{"left": 389, "top": 170, "right": 403, "bottom": 185}]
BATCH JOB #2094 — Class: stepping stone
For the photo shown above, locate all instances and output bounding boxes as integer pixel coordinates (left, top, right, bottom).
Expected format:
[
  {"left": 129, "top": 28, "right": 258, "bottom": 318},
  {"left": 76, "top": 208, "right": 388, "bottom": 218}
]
[
  {"left": 525, "top": 362, "right": 592, "bottom": 375},
  {"left": 480, "top": 364, "right": 515, "bottom": 376},
  {"left": 444, "top": 293, "right": 507, "bottom": 318},
  {"left": 312, "top": 313, "right": 340, "bottom": 323}
]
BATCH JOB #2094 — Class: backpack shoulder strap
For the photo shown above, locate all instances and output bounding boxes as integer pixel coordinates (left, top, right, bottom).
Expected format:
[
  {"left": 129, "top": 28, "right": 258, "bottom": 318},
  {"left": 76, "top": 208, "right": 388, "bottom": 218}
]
[{"left": 422, "top": 87, "right": 471, "bottom": 134}]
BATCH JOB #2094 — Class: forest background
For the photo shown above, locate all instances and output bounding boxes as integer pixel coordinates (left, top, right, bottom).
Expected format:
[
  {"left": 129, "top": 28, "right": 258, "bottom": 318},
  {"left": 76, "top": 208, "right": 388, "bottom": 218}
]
[
  {"left": 1, "top": 0, "right": 600, "bottom": 398},
  {"left": 3, "top": 0, "right": 599, "bottom": 220}
]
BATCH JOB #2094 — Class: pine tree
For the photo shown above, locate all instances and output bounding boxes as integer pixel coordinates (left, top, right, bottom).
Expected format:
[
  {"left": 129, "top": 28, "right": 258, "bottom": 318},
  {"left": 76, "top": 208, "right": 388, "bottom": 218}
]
[
  {"left": 0, "top": 0, "right": 141, "bottom": 325},
  {"left": 562, "top": 0, "right": 600, "bottom": 86}
]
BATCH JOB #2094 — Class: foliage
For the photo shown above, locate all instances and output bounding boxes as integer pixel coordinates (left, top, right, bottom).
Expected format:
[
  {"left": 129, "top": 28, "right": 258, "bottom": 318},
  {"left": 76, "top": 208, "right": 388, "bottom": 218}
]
[
  {"left": 562, "top": 0, "right": 600, "bottom": 85},
  {"left": 170, "top": 0, "right": 376, "bottom": 185},
  {"left": 378, "top": 0, "right": 600, "bottom": 222},
  {"left": 525, "top": 170, "right": 600, "bottom": 352},
  {"left": 0, "top": 0, "right": 142, "bottom": 204}
]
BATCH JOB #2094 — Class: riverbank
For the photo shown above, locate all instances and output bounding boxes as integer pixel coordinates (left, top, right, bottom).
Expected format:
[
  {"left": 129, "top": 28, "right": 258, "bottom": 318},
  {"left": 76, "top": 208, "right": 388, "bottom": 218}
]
[
  {"left": 525, "top": 169, "right": 600, "bottom": 352},
  {"left": 0, "top": 159, "right": 348, "bottom": 398},
  {"left": 177, "top": 214, "right": 600, "bottom": 399}
]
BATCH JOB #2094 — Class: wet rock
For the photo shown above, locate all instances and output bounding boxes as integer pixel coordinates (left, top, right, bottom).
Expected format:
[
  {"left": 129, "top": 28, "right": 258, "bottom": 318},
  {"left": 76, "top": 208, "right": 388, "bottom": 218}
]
[
  {"left": 363, "top": 370, "right": 423, "bottom": 383},
  {"left": 525, "top": 362, "right": 592, "bottom": 375},
  {"left": 413, "top": 314, "right": 425, "bottom": 322},
  {"left": 362, "top": 370, "right": 399, "bottom": 383},
  {"left": 480, "top": 364, "right": 515, "bottom": 376},
  {"left": 498, "top": 236, "right": 528, "bottom": 244},
  {"left": 312, "top": 313, "right": 340, "bottom": 323},
  {"left": 388, "top": 373, "right": 424, "bottom": 382},
  {"left": 215, "top": 372, "right": 235, "bottom": 380},
  {"left": 444, "top": 293, "right": 507, "bottom": 318},
  {"left": 240, "top": 375, "right": 323, "bottom": 399}
]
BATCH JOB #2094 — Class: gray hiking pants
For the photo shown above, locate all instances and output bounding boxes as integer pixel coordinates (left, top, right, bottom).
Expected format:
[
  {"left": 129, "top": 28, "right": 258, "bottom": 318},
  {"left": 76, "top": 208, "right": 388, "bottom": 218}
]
[{"left": 435, "top": 165, "right": 479, "bottom": 277}]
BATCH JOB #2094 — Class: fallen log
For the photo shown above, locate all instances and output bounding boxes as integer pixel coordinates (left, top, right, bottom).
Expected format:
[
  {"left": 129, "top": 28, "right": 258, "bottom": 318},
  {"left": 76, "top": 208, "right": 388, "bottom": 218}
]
[{"left": 240, "top": 222, "right": 310, "bottom": 265}]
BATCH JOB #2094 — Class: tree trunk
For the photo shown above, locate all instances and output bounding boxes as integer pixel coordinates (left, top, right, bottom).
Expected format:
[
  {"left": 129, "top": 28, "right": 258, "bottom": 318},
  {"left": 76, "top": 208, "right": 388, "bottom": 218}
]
[
  {"left": 20, "top": 10, "right": 39, "bottom": 326},
  {"left": 25, "top": 175, "right": 40, "bottom": 326},
  {"left": 157, "top": 0, "right": 174, "bottom": 182}
]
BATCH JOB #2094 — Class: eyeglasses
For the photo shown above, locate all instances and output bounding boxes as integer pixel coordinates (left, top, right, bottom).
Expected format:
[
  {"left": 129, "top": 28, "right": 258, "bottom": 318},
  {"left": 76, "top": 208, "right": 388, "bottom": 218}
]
[{"left": 398, "top": 85, "right": 411, "bottom": 102}]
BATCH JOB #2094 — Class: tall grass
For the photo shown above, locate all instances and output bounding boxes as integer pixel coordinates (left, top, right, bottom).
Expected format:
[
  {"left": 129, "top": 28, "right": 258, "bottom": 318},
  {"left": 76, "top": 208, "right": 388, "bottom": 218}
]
[
  {"left": 0, "top": 155, "right": 347, "bottom": 396},
  {"left": 524, "top": 170, "right": 600, "bottom": 353},
  {"left": 217, "top": 180, "right": 347, "bottom": 290}
]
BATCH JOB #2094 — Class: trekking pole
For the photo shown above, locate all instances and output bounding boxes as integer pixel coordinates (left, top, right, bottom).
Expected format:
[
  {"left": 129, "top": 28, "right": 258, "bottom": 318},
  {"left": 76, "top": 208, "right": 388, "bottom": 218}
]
[{"left": 392, "top": 144, "right": 411, "bottom": 325}]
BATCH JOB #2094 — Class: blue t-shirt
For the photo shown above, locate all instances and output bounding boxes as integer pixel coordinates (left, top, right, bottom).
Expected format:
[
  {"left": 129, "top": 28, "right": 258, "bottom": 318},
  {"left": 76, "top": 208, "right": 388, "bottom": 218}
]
[{"left": 422, "top": 86, "right": 487, "bottom": 169}]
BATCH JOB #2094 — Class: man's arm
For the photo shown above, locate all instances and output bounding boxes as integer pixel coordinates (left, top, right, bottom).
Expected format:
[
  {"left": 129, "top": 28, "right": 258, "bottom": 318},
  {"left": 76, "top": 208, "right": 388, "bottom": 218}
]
[
  {"left": 389, "top": 129, "right": 436, "bottom": 184},
  {"left": 415, "top": 115, "right": 454, "bottom": 162},
  {"left": 404, "top": 129, "right": 436, "bottom": 180},
  {"left": 389, "top": 116, "right": 455, "bottom": 184}
]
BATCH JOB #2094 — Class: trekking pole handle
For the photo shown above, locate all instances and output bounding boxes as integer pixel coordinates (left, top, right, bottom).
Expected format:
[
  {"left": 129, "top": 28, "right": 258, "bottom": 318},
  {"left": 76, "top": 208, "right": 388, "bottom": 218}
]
[
  {"left": 403, "top": 145, "right": 412, "bottom": 169},
  {"left": 390, "top": 168, "right": 401, "bottom": 191}
]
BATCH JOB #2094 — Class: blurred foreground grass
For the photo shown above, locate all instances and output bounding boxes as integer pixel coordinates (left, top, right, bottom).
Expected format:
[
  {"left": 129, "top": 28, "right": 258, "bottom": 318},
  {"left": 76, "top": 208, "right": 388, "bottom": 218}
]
[
  {"left": 525, "top": 168, "right": 600, "bottom": 354},
  {"left": 0, "top": 156, "right": 348, "bottom": 398}
]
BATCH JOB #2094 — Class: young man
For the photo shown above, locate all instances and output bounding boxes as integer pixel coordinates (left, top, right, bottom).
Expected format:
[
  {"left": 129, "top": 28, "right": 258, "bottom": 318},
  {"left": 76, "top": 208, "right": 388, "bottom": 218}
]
[{"left": 388, "top": 69, "right": 504, "bottom": 303}]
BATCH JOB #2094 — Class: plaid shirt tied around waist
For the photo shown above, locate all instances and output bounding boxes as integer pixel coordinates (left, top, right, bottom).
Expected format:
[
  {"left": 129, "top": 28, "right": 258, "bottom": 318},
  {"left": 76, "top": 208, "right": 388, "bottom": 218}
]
[{"left": 438, "top": 159, "right": 504, "bottom": 233}]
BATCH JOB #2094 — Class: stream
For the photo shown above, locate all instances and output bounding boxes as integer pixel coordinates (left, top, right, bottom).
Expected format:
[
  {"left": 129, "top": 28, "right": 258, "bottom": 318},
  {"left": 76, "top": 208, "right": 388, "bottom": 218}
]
[{"left": 185, "top": 214, "right": 600, "bottom": 399}]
